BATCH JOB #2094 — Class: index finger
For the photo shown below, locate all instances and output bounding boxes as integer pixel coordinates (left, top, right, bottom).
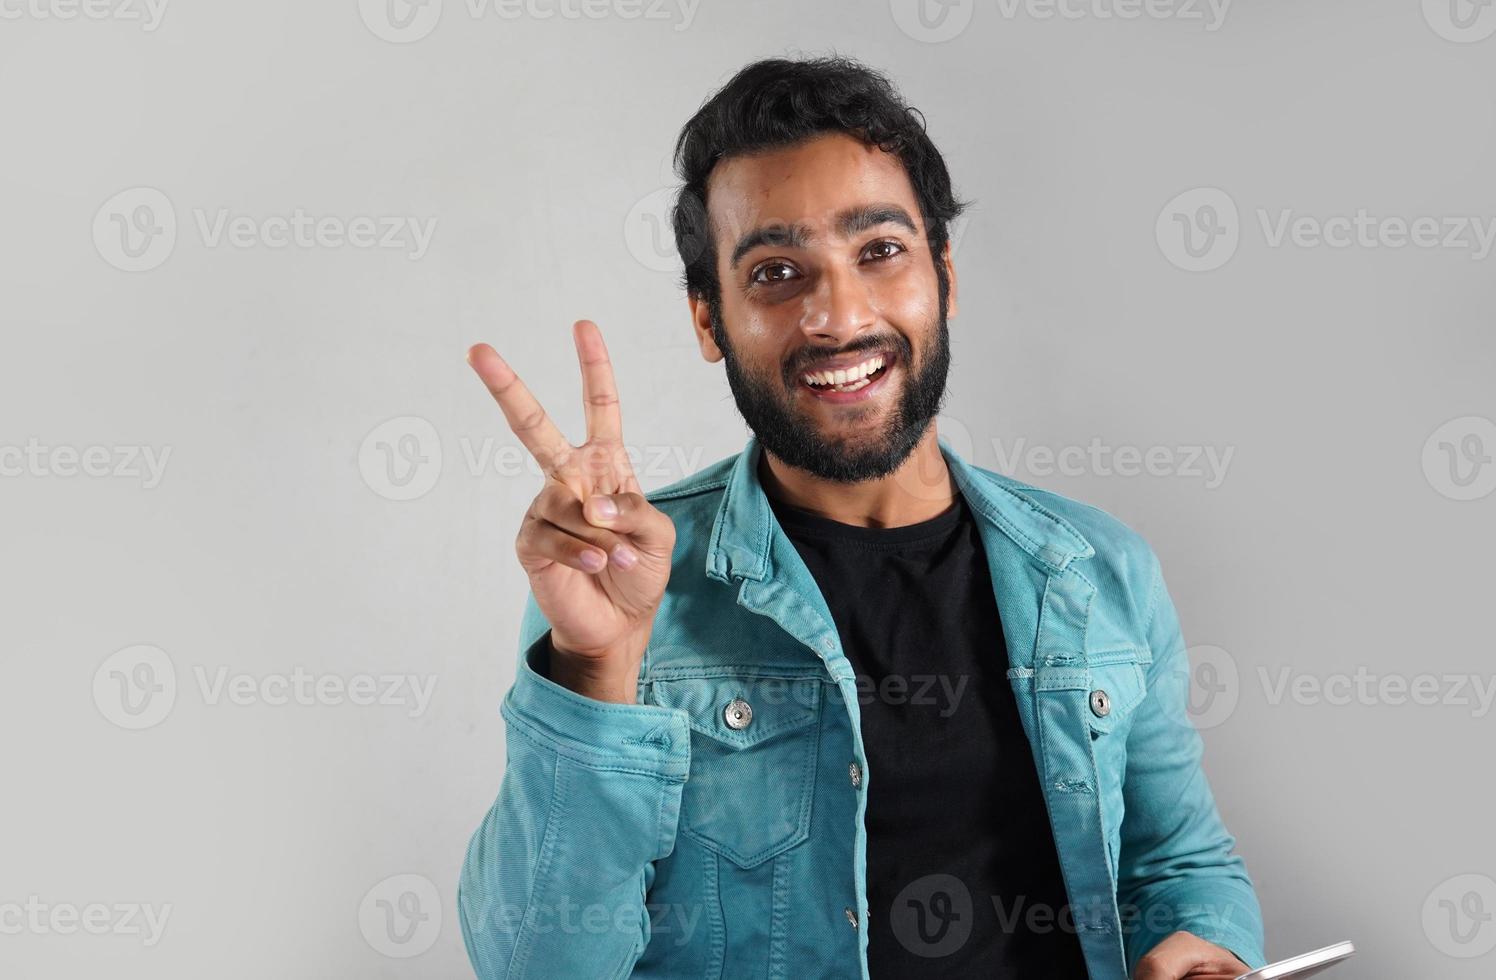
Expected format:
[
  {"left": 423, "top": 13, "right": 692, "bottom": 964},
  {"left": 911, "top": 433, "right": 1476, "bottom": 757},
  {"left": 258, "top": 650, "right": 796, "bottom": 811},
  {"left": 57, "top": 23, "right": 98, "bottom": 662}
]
[
  {"left": 466, "top": 343, "right": 571, "bottom": 471},
  {"left": 573, "top": 320, "right": 624, "bottom": 445}
]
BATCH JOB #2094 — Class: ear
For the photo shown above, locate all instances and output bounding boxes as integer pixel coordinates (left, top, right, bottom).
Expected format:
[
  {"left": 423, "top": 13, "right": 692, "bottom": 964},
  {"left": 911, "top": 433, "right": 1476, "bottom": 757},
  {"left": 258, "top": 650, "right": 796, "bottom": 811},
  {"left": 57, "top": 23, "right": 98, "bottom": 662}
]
[
  {"left": 688, "top": 293, "right": 725, "bottom": 363},
  {"left": 940, "top": 239, "right": 959, "bottom": 320}
]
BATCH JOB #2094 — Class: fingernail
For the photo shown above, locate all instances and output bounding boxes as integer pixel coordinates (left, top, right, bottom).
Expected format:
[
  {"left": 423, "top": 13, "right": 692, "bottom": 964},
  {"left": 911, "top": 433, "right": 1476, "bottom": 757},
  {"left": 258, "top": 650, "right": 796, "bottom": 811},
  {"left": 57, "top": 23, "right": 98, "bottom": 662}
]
[
  {"left": 610, "top": 545, "right": 638, "bottom": 569},
  {"left": 590, "top": 495, "right": 618, "bottom": 520},
  {"left": 580, "top": 549, "right": 607, "bottom": 571}
]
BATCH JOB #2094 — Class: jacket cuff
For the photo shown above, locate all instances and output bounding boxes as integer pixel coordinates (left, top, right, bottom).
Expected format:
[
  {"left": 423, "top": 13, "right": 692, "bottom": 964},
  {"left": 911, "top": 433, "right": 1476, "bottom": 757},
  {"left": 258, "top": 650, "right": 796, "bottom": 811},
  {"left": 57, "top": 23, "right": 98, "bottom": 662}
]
[
  {"left": 1186, "top": 924, "right": 1267, "bottom": 973},
  {"left": 500, "top": 630, "right": 690, "bottom": 780},
  {"left": 1123, "top": 882, "right": 1267, "bottom": 972}
]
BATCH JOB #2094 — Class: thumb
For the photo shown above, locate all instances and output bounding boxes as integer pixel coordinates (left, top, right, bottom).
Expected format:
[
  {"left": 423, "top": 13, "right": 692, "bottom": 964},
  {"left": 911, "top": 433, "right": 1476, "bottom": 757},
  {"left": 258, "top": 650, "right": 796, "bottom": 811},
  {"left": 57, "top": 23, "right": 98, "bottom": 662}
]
[
  {"left": 583, "top": 492, "right": 675, "bottom": 554},
  {"left": 1134, "top": 949, "right": 1184, "bottom": 980}
]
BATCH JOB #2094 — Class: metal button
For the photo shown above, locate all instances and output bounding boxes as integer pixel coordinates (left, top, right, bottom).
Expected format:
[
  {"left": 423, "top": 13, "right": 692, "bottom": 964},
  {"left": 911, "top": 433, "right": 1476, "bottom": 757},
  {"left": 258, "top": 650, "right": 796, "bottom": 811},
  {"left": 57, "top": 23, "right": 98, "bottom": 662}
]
[
  {"left": 1089, "top": 689, "right": 1111, "bottom": 718},
  {"left": 844, "top": 906, "right": 859, "bottom": 929},
  {"left": 723, "top": 697, "right": 753, "bottom": 730},
  {"left": 848, "top": 761, "right": 862, "bottom": 788}
]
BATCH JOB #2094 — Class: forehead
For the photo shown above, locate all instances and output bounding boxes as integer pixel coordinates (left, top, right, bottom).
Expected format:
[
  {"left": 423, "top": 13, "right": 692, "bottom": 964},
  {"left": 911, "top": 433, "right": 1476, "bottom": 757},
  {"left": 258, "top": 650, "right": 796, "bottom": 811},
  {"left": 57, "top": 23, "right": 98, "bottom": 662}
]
[{"left": 706, "top": 131, "right": 923, "bottom": 240}]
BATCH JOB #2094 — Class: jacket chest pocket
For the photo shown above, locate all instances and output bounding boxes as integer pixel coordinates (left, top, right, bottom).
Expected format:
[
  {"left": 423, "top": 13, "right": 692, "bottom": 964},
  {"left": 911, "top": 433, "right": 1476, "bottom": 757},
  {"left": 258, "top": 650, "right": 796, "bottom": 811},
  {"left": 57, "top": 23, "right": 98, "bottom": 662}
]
[
  {"left": 647, "top": 673, "right": 822, "bottom": 869},
  {"left": 1084, "top": 655, "right": 1149, "bottom": 870},
  {"left": 1086, "top": 656, "right": 1148, "bottom": 741}
]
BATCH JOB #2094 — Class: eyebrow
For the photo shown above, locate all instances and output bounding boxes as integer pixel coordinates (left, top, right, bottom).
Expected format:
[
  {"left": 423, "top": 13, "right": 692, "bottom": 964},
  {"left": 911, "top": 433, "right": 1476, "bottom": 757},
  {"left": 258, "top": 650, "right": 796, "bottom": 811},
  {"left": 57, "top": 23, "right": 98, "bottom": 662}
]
[{"left": 727, "top": 203, "right": 919, "bottom": 269}]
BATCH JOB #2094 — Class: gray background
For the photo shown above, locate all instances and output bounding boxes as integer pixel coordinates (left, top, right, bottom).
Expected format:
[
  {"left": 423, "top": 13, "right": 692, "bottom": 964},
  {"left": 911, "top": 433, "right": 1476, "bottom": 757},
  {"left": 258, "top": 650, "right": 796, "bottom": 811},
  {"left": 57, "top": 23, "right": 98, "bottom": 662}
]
[{"left": 3, "top": 0, "right": 1494, "bottom": 976}]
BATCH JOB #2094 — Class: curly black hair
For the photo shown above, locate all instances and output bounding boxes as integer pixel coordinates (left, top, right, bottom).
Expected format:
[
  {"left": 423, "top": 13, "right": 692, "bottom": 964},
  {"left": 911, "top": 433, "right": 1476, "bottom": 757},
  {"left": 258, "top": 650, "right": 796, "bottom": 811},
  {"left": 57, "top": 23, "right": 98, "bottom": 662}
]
[{"left": 670, "top": 55, "right": 969, "bottom": 320}]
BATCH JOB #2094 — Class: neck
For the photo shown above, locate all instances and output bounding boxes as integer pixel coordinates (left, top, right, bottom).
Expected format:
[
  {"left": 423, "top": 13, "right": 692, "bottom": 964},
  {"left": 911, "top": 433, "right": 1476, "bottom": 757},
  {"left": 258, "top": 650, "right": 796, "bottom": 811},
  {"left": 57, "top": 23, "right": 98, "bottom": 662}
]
[{"left": 757, "top": 427, "right": 956, "bottom": 528}]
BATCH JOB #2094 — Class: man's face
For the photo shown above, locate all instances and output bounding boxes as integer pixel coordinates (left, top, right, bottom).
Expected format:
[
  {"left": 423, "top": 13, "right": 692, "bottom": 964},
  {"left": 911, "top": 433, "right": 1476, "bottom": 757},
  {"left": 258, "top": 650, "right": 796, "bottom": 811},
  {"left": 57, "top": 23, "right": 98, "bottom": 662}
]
[{"left": 691, "top": 132, "right": 958, "bottom": 484}]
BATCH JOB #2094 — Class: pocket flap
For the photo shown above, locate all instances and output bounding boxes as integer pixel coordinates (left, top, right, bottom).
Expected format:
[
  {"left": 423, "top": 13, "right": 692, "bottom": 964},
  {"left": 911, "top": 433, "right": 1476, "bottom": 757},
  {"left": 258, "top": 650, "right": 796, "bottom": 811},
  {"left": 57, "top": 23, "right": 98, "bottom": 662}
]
[
  {"left": 1085, "top": 658, "right": 1148, "bottom": 735},
  {"left": 649, "top": 673, "right": 822, "bottom": 750}
]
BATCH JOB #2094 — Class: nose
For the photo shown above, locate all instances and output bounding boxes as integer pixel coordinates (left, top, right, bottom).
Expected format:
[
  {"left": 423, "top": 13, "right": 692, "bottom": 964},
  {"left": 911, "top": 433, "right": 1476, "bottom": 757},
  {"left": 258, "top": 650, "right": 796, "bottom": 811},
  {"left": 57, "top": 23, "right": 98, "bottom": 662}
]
[{"left": 798, "top": 261, "right": 876, "bottom": 347}]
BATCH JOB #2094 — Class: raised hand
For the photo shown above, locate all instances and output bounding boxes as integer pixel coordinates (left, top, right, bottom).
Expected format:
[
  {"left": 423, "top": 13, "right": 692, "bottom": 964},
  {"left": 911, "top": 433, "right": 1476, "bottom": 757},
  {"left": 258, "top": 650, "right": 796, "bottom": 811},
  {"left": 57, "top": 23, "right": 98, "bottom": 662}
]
[{"left": 467, "top": 320, "right": 676, "bottom": 703}]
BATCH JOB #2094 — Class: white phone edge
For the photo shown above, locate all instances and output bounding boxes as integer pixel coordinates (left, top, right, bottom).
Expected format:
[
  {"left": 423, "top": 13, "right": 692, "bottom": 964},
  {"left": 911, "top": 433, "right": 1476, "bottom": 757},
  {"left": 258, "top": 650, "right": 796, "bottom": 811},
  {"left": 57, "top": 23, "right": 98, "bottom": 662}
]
[{"left": 1232, "top": 940, "right": 1356, "bottom": 980}]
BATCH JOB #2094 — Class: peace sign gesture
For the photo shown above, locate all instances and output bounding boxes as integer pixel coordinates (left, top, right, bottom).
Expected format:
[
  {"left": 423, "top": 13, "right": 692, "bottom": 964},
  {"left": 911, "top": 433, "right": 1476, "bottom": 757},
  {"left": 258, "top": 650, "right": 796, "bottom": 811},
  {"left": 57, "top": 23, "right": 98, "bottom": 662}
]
[{"left": 467, "top": 320, "right": 676, "bottom": 703}]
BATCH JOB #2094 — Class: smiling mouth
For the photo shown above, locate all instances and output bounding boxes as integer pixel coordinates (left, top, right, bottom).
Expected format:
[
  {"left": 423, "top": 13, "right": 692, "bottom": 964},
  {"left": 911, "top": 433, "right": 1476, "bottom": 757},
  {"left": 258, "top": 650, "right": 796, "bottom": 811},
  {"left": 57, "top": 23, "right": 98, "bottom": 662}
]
[{"left": 797, "top": 351, "right": 896, "bottom": 395}]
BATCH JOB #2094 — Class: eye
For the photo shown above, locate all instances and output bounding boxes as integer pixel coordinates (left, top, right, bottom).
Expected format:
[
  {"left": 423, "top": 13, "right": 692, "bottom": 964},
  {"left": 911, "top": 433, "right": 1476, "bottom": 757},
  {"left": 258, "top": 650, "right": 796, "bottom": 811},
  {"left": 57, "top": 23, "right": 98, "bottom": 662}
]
[
  {"left": 863, "top": 239, "right": 906, "bottom": 262},
  {"left": 749, "top": 261, "right": 801, "bottom": 286}
]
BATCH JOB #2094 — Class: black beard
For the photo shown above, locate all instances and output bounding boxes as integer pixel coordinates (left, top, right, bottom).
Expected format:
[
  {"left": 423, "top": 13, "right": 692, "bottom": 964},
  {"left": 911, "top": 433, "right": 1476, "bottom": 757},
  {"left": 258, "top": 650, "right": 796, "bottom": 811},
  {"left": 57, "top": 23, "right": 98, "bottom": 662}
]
[{"left": 710, "top": 303, "right": 951, "bottom": 484}]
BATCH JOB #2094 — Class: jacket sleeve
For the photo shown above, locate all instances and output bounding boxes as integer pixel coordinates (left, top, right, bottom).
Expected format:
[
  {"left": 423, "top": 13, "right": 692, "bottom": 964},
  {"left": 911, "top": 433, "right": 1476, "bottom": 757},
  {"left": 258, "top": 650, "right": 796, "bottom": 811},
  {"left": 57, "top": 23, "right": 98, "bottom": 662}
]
[
  {"left": 1116, "top": 549, "right": 1267, "bottom": 975},
  {"left": 457, "top": 594, "right": 690, "bottom": 979}
]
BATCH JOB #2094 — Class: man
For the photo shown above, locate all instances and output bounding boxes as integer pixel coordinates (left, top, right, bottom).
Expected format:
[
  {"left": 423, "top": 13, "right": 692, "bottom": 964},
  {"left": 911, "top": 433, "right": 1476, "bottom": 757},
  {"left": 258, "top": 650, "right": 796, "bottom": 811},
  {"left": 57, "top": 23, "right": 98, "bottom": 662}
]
[{"left": 458, "top": 57, "right": 1265, "bottom": 979}]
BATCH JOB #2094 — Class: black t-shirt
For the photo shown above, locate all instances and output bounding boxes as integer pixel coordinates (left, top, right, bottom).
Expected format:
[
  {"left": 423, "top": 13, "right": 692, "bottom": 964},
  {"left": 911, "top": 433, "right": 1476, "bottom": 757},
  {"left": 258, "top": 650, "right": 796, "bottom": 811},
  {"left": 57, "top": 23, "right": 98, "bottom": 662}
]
[{"left": 767, "top": 491, "right": 1091, "bottom": 979}]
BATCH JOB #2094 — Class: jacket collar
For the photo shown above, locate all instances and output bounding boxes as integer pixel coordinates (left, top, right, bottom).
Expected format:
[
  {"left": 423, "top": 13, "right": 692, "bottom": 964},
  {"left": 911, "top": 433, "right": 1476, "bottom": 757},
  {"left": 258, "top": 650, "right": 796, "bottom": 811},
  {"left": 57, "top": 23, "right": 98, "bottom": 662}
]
[{"left": 705, "top": 435, "right": 1093, "bottom": 585}]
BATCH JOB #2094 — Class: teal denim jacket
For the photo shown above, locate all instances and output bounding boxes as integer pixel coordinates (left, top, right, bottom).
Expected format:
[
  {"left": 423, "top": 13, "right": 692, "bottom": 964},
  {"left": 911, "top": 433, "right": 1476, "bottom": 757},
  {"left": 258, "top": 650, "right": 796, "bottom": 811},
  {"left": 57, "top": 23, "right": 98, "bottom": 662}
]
[{"left": 459, "top": 436, "right": 1266, "bottom": 979}]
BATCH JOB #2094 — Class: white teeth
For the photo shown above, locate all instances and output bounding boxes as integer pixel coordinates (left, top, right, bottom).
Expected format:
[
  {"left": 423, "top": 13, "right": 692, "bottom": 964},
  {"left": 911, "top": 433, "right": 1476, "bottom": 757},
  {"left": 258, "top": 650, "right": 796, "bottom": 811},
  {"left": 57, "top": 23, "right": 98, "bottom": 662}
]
[{"left": 802, "top": 354, "right": 885, "bottom": 388}]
